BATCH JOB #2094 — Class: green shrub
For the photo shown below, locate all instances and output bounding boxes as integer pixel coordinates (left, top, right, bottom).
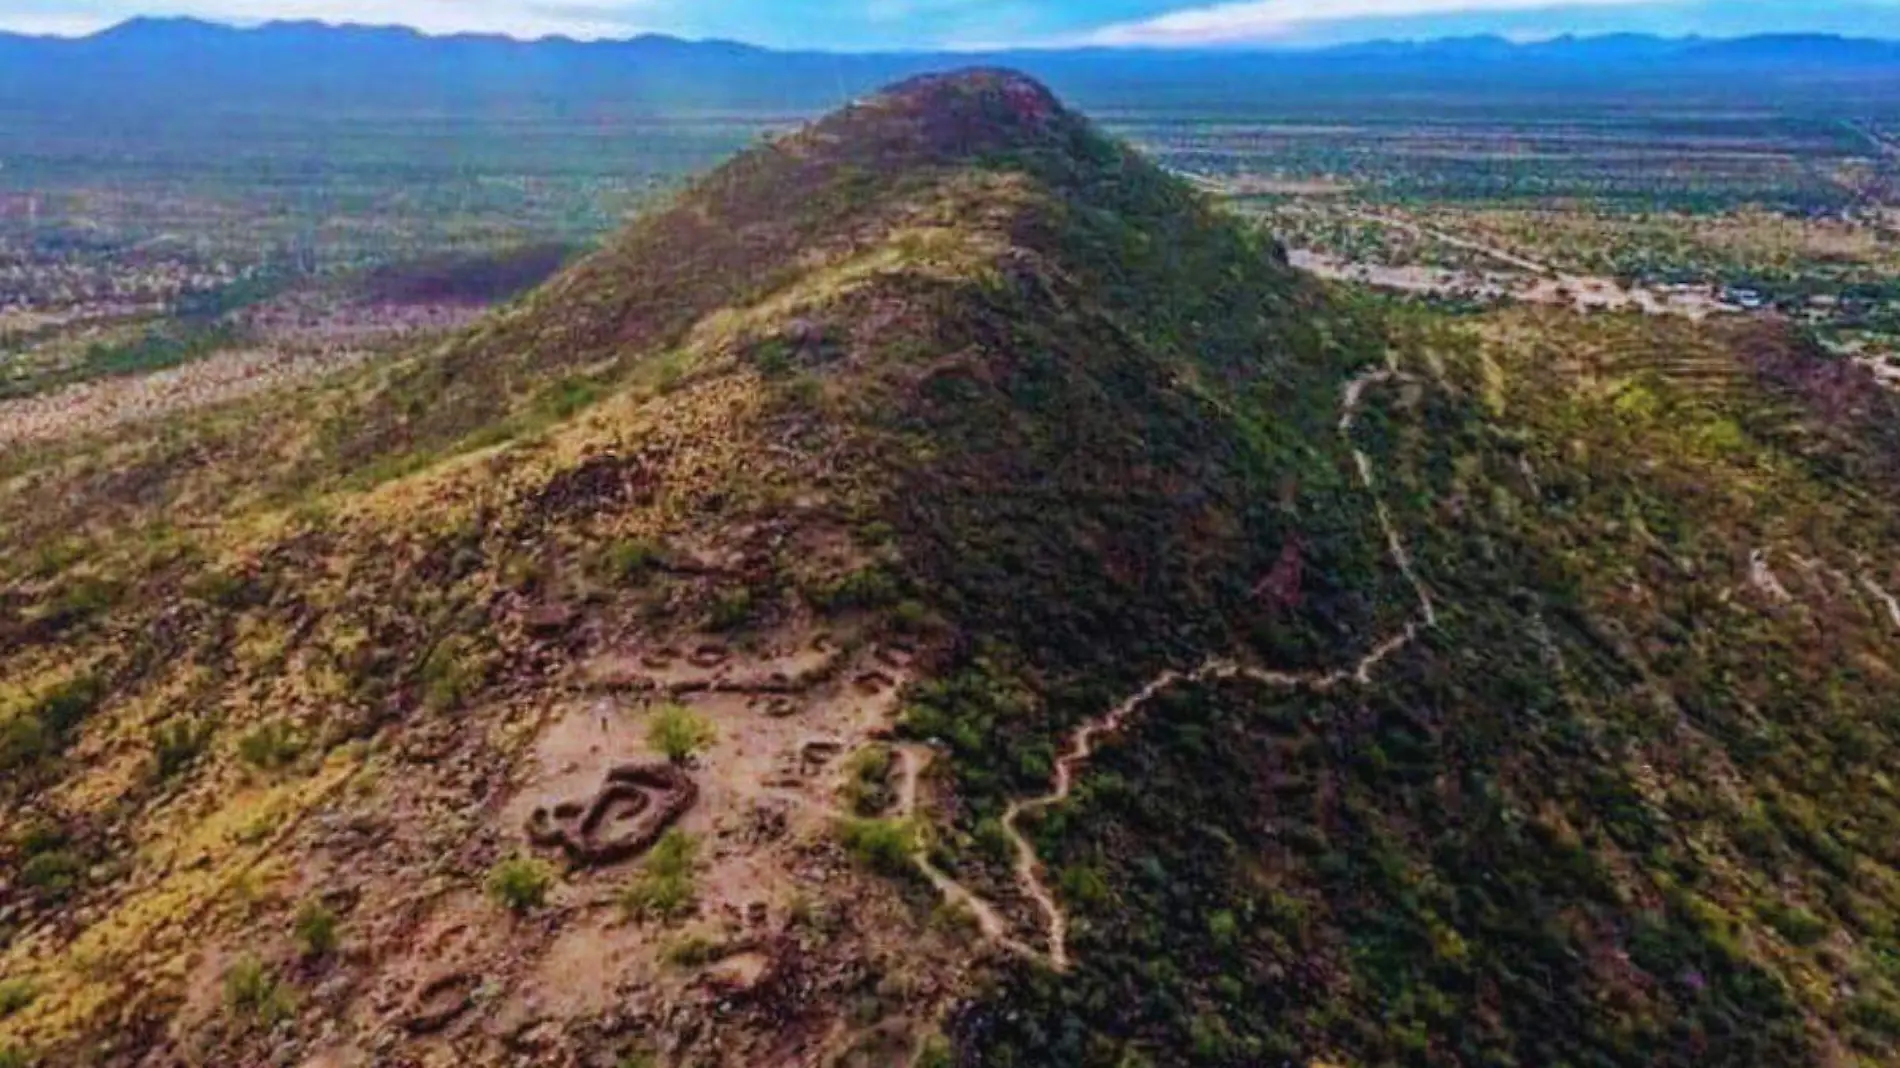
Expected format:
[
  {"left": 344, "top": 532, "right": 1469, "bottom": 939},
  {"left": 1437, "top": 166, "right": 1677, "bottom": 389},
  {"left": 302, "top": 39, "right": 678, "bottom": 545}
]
[
  {"left": 663, "top": 932, "right": 723, "bottom": 968},
  {"left": 0, "top": 715, "right": 50, "bottom": 775},
  {"left": 811, "top": 566, "right": 901, "bottom": 613},
  {"left": 232, "top": 810, "right": 282, "bottom": 845},
  {"left": 15, "top": 822, "right": 67, "bottom": 857},
  {"left": 0, "top": 978, "right": 36, "bottom": 1018},
  {"left": 646, "top": 828, "right": 698, "bottom": 878},
  {"left": 1060, "top": 865, "right": 1112, "bottom": 909},
  {"left": 44, "top": 578, "right": 117, "bottom": 630},
  {"left": 915, "top": 1035, "right": 954, "bottom": 1068},
  {"left": 292, "top": 900, "right": 339, "bottom": 958},
  {"left": 1206, "top": 908, "right": 1240, "bottom": 948},
  {"left": 837, "top": 818, "right": 919, "bottom": 876},
  {"left": 892, "top": 599, "right": 934, "bottom": 632},
  {"left": 30, "top": 676, "right": 101, "bottom": 736},
  {"left": 619, "top": 871, "right": 695, "bottom": 923},
  {"left": 784, "top": 373, "right": 825, "bottom": 407},
  {"left": 223, "top": 955, "right": 293, "bottom": 1028},
  {"left": 150, "top": 717, "right": 212, "bottom": 781},
  {"left": 236, "top": 721, "right": 303, "bottom": 772},
  {"left": 647, "top": 704, "right": 716, "bottom": 765},
  {"left": 1848, "top": 995, "right": 1900, "bottom": 1039},
  {"left": 842, "top": 745, "right": 896, "bottom": 817},
  {"left": 707, "top": 588, "right": 756, "bottom": 631},
  {"left": 18, "top": 851, "right": 83, "bottom": 900},
  {"left": 0, "top": 1045, "right": 29, "bottom": 1068},
  {"left": 972, "top": 817, "right": 1014, "bottom": 864},
  {"left": 535, "top": 375, "right": 603, "bottom": 419},
  {"left": 486, "top": 856, "right": 555, "bottom": 913},
  {"left": 186, "top": 568, "right": 250, "bottom": 607},
  {"left": 653, "top": 351, "right": 689, "bottom": 394},
  {"left": 753, "top": 338, "right": 795, "bottom": 377},
  {"left": 420, "top": 637, "right": 483, "bottom": 713},
  {"left": 619, "top": 830, "right": 701, "bottom": 923},
  {"left": 1760, "top": 901, "right": 1830, "bottom": 947},
  {"left": 602, "top": 537, "right": 665, "bottom": 581},
  {"left": 0, "top": 675, "right": 107, "bottom": 775}
]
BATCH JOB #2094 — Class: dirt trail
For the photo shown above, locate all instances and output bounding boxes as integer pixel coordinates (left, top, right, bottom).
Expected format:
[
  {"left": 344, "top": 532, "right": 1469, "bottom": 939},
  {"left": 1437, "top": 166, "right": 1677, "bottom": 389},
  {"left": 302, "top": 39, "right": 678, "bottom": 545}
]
[
  {"left": 894, "top": 745, "right": 1040, "bottom": 959},
  {"left": 899, "top": 367, "right": 1439, "bottom": 972},
  {"left": 1186, "top": 170, "right": 1742, "bottom": 319},
  {"left": 1863, "top": 573, "right": 1900, "bottom": 629},
  {"left": 1345, "top": 208, "right": 1553, "bottom": 275},
  {"left": 1749, "top": 548, "right": 1795, "bottom": 604},
  {"left": 1755, "top": 547, "right": 1900, "bottom": 631}
]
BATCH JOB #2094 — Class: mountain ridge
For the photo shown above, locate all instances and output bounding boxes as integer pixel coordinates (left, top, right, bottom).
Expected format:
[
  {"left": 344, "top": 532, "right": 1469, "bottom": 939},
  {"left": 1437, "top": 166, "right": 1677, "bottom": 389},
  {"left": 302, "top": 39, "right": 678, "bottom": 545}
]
[
  {"left": 2, "top": 19, "right": 1897, "bottom": 114},
  {"left": 7, "top": 16, "right": 1899, "bottom": 56}
]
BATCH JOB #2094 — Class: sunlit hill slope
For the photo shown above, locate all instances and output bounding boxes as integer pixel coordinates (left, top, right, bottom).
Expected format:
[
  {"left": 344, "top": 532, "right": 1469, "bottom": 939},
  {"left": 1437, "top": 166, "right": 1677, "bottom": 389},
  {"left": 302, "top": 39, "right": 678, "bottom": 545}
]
[{"left": 3, "top": 69, "right": 1900, "bottom": 1068}]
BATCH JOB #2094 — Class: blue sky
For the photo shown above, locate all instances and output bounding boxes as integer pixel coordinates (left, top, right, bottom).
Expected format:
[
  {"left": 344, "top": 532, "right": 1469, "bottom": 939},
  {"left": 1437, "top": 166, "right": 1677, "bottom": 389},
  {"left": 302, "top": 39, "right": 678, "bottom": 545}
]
[{"left": 0, "top": 0, "right": 1887, "bottom": 49}]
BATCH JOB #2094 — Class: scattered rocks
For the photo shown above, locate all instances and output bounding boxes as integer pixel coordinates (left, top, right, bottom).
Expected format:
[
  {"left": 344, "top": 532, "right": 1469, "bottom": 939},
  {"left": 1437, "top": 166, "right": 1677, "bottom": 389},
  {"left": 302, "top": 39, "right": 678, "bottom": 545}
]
[
  {"left": 873, "top": 644, "right": 915, "bottom": 669},
  {"left": 687, "top": 644, "right": 730, "bottom": 669},
  {"left": 797, "top": 739, "right": 845, "bottom": 775},
  {"left": 403, "top": 972, "right": 478, "bottom": 1034},
  {"left": 852, "top": 671, "right": 896, "bottom": 695},
  {"left": 524, "top": 603, "right": 579, "bottom": 637},
  {"left": 742, "top": 803, "right": 790, "bottom": 844},
  {"left": 525, "top": 763, "right": 699, "bottom": 868}
]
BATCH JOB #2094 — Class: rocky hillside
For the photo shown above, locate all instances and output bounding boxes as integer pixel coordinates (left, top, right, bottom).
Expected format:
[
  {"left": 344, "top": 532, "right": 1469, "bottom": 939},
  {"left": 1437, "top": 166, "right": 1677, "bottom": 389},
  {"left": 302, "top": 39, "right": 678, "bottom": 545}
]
[
  {"left": 0, "top": 70, "right": 1396, "bottom": 1066},
  {"left": 4, "top": 69, "right": 1900, "bottom": 1068}
]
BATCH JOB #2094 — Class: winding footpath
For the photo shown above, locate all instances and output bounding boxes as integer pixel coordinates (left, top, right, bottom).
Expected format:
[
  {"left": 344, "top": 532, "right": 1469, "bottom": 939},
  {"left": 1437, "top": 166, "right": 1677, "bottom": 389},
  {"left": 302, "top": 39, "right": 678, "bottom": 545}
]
[
  {"left": 1343, "top": 208, "right": 1553, "bottom": 275},
  {"left": 901, "top": 367, "right": 1441, "bottom": 972}
]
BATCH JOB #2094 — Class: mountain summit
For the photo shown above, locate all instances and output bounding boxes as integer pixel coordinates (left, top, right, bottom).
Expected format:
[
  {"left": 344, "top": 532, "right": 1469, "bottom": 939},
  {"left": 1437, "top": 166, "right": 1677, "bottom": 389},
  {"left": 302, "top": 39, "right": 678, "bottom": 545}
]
[
  {"left": 7, "top": 69, "right": 1900, "bottom": 1068},
  {"left": 0, "top": 69, "right": 1396, "bottom": 1066}
]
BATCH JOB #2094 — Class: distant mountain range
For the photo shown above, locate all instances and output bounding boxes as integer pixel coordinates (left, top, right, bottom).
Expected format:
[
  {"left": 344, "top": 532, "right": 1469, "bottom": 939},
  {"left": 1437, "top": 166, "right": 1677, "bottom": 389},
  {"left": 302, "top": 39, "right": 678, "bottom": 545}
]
[{"left": 1, "top": 17, "right": 1897, "bottom": 115}]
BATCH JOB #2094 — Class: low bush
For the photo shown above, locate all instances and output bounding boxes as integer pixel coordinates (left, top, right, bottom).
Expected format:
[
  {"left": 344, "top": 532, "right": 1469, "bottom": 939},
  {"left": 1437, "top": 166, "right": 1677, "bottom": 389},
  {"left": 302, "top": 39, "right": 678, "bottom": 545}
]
[
  {"left": 150, "top": 717, "right": 213, "bottom": 781},
  {"left": 236, "top": 721, "right": 303, "bottom": 772},
  {"left": 223, "top": 955, "right": 294, "bottom": 1028},
  {"left": 663, "top": 932, "right": 723, "bottom": 969},
  {"left": 419, "top": 637, "right": 484, "bottom": 713},
  {"left": 619, "top": 830, "right": 701, "bottom": 923},
  {"left": 842, "top": 745, "right": 896, "bottom": 817},
  {"left": 0, "top": 674, "right": 108, "bottom": 776},
  {"left": 707, "top": 588, "right": 756, "bottom": 631},
  {"left": 647, "top": 704, "right": 716, "bottom": 765},
  {"left": 18, "top": 851, "right": 83, "bottom": 901},
  {"left": 486, "top": 856, "right": 555, "bottom": 913},
  {"left": 810, "top": 566, "right": 902, "bottom": 613},
  {"left": 0, "top": 715, "right": 50, "bottom": 776},
  {"left": 0, "top": 978, "right": 36, "bottom": 1018},
  {"left": 601, "top": 537, "right": 665, "bottom": 581},
  {"left": 837, "top": 818, "right": 919, "bottom": 876},
  {"left": 292, "top": 899, "right": 340, "bottom": 958}
]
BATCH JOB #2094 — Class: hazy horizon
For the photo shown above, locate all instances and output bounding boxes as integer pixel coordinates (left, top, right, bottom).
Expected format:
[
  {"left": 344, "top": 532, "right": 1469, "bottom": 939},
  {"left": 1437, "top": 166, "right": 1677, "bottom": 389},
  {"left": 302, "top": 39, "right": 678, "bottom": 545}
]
[{"left": 0, "top": 0, "right": 1891, "bottom": 51}]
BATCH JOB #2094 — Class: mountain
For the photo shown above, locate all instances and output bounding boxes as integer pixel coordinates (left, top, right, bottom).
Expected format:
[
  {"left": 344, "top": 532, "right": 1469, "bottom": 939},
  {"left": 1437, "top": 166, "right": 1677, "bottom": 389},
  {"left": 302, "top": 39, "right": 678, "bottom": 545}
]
[
  {"left": 0, "top": 66, "right": 1385, "bottom": 1066},
  {"left": 1, "top": 19, "right": 1898, "bottom": 116},
  {"left": 7, "top": 68, "right": 1900, "bottom": 1068}
]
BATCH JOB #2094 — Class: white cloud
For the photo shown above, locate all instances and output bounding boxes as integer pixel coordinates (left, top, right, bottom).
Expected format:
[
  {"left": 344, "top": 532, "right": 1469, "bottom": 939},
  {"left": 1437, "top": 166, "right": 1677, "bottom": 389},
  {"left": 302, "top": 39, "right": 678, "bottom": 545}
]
[
  {"left": 0, "top": 10, "right": 114, "bottom": 33},
  {"left": 1080, "top": 0, "right": 1662, "bottom": 46},
  {"left": 0, "top": 0, "right": 651, "bottom": 38}
]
